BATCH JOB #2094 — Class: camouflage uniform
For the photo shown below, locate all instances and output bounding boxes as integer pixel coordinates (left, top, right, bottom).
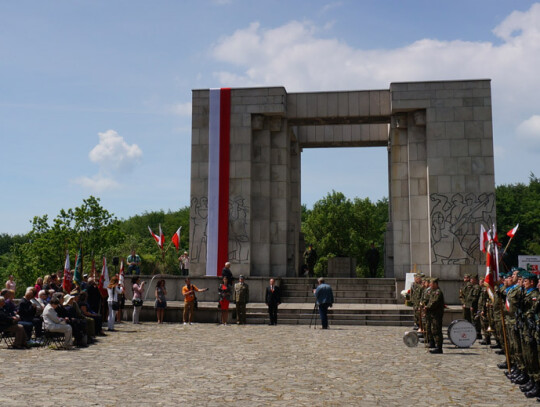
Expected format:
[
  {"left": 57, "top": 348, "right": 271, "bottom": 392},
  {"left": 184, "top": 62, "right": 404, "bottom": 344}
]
[{"left": 426, "top": 279, "right": 445, "bottom": 353}]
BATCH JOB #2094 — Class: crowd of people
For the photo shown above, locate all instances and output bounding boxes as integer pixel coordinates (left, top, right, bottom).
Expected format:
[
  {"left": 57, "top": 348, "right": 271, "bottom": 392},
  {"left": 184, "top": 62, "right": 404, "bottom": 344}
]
[
  {"left": 1, "top": 259, "right": 294, "bottom": 350},
  {"left": 410, "top": 268, "right": 540, "bottom": 401}
]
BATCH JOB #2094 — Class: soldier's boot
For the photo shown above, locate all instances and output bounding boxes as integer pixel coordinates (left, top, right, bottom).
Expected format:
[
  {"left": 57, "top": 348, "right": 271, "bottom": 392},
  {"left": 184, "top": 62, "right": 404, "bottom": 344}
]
[
  {"left": 525, "top": 382, "right": 540, "bottom": 398},
  {"left": 428, "top": 341, "right": 436, "bottom": 349},
  {"left": 480, "top": 337, "right": 491, "bottom": 345},
  {"left": 429, "top": 348, "right": 443, "bottom": 354},
  {"left": 506, "top": 367, "right": 520, "bottom": 379},
  {"left": 490, "top": 341, "right": 502, "bottom": 349},
  {"left": 513, "top": 372, "right": 530, "bottom": 385},
  {"left": 496, "top": 349, "right": 506, "bottom": 355},
  {"left": 520, "top": 378, "right": 536, "bottom": 392},
  {"left": 498, "top": 361, "right": 508, "bottom": 369}
]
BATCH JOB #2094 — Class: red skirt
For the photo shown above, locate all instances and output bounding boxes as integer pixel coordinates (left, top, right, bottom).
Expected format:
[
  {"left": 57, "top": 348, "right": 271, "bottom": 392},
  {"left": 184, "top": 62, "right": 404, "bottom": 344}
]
[{"left": 219, "top": 299, "right": 230, "bottom": 310}]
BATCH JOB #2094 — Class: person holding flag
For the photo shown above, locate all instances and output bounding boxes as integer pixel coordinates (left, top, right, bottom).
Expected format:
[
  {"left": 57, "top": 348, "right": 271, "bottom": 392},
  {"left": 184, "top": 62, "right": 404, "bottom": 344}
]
[{"left": 73, "top": 248, "right": 83, "bottom": 288}]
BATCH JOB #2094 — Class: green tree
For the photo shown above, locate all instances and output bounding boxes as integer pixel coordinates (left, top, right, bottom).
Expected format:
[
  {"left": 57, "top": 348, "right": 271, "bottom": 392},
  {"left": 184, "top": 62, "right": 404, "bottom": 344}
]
[
  {"left": 496, "top": 173, "right": 540, "bottom": 266},
  {"left": 302, "top": 191, "right": 388, "bottom": 276}
]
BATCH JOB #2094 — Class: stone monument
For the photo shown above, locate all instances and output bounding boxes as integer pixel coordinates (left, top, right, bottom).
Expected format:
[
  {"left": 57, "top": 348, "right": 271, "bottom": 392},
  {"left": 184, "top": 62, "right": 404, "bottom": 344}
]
[{"left": 189, "top": 80, "right": 496, "bottom": 295}]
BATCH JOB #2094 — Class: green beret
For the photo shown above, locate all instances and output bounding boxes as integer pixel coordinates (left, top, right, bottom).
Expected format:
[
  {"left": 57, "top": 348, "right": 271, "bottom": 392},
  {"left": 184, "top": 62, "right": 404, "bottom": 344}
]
[
  {"left": 524, "top": 272, "right": 538, "bottom": 281},
  {"left": 517, "top": 269, "right": 528, "bottom": 278}
]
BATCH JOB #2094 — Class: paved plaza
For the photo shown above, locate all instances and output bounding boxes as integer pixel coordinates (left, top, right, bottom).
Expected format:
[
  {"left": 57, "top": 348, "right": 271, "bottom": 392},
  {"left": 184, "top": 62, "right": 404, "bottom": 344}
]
[{"left": 0, "top": 322, "right": 533, "bottom": 406}]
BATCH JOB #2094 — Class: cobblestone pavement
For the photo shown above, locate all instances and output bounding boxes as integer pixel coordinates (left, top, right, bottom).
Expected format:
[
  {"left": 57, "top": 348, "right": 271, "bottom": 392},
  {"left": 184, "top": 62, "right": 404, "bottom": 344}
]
[{"left": 0, "top": 322, "right": 534, "bottom": 406}]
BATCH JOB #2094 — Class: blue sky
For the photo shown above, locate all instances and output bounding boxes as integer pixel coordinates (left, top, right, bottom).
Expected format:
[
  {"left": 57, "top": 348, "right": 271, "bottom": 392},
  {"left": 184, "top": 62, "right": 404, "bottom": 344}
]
[{"left": 1, "top": 0, "right": 539, "bottom": 235}]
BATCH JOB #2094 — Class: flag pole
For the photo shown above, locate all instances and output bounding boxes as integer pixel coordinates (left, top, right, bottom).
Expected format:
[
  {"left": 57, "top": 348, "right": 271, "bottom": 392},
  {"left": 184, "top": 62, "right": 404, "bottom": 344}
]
[{"left": 500, "top": 299, "right": 511, "bottom": 371}]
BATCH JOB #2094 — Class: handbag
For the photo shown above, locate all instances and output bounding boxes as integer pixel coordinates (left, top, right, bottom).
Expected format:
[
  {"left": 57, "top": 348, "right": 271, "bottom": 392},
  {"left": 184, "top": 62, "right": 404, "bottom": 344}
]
[
  {"left": 112, "top": 301, "right": 120, "bottom": 311},
  {"left": 132, "top": 298, "right": 143, "bottom": 307}
]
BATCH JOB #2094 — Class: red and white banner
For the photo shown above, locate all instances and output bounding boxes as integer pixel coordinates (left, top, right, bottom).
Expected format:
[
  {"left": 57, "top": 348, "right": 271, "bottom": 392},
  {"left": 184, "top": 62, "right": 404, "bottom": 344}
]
[
  {"left": 171, "top": 226, "right": 181, "bottom": 251},
  {"left": 206, "top": 88, "right": 231, "bottom": 277},
  {"left": 62, "top": 251, "right": 72, "bottom": 293},
  {"left": 148, "top": 225, "right": 165, "bottom": 249},
  {"left": 479, "top": 224, "right": 487, "bottom": 253},
  {"left": 507, "top": 224, "right": 519, "bottom": 238}
]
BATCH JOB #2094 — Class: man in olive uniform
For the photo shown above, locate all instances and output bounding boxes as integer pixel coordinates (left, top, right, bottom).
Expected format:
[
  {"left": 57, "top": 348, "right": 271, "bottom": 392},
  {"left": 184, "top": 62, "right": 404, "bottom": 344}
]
[
  {"left": 460, "top": 274, "right": 472, "bottom": 321},
  {"left": 426, "top": 278, "right": 445, "bottom": 354},
  {"left": 467, "top": 274, "right": 482, "bottom": 340},
  {"left": 491, "top": 273, "right": 506, "bottom": 352},
  {"left": 410, "top": 273, "right": 424, "bottom": 331},
  {"left": 504, "top": 269, "right": 526, "bottom": 383},
  {"left": 233, "top": 275, "right": 249, "bottom": 325},
  {"left": 303, "top": 244, "right": 318, "bottom": 277},
  {"left": 478, "top": 279, "right": 492, "bottom": 345},
  {"left": 519, "top": 272, "right": 540, "bottom": 398},
  {"left": 420, "top": 277, "right": 433, "bottom": 346}
]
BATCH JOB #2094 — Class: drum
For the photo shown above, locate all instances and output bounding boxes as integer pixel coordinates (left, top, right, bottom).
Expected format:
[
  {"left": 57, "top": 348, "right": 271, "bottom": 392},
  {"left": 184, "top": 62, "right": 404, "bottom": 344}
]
[
  {"left": 447, "top": 319, "right": 477, "bottom": 348},
  {"left": 403, "top": 331, "right": 419, "bottom": 347}
]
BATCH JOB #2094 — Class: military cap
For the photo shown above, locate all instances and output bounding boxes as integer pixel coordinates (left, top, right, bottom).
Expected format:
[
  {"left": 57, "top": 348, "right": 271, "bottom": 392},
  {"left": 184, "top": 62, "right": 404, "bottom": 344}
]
[
  {"left": 464, "top": 273, "right": 471, "bottom": 278},
  {"left": 470, "top": 274, "right": 478, "bottom": 280},
  {"left": 431, "top": 277, "right": 439, "bottom": 284},
  {"left": 524, "top": 272, "right": 539, "bottom": 281},
  {"left": 414, "top": 272, "right": 423, "bottom": 278}
]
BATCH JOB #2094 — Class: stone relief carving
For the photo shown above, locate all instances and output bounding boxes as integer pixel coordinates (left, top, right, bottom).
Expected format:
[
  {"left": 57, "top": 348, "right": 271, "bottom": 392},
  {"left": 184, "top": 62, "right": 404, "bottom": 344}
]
[
  {"left": 430, "top": 192, "right": 495, "bottom": 265},
  {"left": 190, "top": 195, "right": 250, "bottom": 264}
]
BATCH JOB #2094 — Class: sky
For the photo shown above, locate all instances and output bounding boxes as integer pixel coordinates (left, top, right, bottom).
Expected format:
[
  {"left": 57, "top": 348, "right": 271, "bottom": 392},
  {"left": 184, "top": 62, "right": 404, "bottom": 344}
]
[{"left": 1, "top": 0, "right": 540, "bottom": 235}]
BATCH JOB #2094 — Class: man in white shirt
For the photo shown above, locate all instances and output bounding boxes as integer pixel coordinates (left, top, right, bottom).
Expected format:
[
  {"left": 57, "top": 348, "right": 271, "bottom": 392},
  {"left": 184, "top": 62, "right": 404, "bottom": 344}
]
[{"left": 42, "top": 297, "right": 73, "bottom": 349}]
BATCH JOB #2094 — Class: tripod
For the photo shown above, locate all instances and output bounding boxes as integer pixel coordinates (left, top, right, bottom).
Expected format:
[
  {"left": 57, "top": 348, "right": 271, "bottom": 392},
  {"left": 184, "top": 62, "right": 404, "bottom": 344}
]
[{"left": 309, "top": 302, "right": 318, "bottom": 329}]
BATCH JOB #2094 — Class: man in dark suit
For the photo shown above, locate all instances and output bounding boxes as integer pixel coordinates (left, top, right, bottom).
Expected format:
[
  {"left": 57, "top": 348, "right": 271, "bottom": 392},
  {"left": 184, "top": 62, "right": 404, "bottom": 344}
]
[{"left": 265, "top": 278, "right": 281, "bottom": 326}]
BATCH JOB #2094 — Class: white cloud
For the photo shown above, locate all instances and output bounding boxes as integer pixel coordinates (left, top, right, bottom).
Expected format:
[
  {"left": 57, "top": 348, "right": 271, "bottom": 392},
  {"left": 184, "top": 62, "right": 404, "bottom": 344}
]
[
  {"left": 517, "top": 115, "right": 540, "bottom": 151},
  {"left": 72, "top": 174, "right": 120, "bottom": 192},
  {"left": 170, "top": 102, "right": 192, "bottom": 116},
  {"left": 209, "top": 4, "right": 540, "bottom": 113},
  {"left": 89, "top": 129, "right": 143, "bottom": 172}
]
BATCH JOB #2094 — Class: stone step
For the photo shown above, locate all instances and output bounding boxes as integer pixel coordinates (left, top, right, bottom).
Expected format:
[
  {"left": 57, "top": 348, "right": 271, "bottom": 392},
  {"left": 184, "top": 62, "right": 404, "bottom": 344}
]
[
  {"left": 282, "top": 283, "right": 395, "bottom": 292},
  {"left": 282, "top": 278, "right": 396, "bottom": 286},
  {"left": 245, "top": 317, "right": 413, "bottom": 327},
  {"left": 283, "top": 297, "right": 398, "bottom": 304},
  {"left": 282, "top": 291, "right": 396, "bottom": 299}
]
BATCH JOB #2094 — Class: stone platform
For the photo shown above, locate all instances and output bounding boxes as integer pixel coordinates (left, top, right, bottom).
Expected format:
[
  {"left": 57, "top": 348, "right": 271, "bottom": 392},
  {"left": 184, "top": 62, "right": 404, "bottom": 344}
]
[{"left": 0, "top": 323, "right": 530, "bottom": 406}]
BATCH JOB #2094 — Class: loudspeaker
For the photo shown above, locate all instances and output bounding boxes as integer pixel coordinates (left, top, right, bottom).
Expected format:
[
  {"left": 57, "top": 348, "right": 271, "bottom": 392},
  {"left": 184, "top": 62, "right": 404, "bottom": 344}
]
[{"left": 112, "top": 257, "right": 119, "bottom": 266}]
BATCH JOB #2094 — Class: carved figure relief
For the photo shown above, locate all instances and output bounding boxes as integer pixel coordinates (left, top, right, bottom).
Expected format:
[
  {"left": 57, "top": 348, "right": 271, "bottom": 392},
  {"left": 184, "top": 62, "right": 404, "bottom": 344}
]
[
  {"left": 430, "top": 193, "right": 495, "bottom": 265},
  {"left": 228, "top": 196, "right": 250, "bottom": 263},
  {"left": 190, "top": 195, "right": 250, "bottom": 264}
]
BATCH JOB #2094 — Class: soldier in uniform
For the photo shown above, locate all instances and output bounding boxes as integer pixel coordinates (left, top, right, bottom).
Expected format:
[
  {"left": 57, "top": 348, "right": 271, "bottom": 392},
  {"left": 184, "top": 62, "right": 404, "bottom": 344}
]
[
  {"left": 426, "top": 278, "right": 445, "bottom": 354},
  {"left": 467, "top": 274, "right": 482, "bottom": 340},
  {"left": 518, "top": 272, "right": 540, "bottom": 398},
  {"left": 505, "top": 269, "right": 527, "bottom": 384},
  {"left": 478, "top": 280, "right": 492, "bottom": 345},
  {"left": 233, "top": 275, "right": 249, "bottom": 325},
  {"left": 410, "top": 272, "right": 424, "bottom": 331},
  {"left": 460, "top": 274, "right": 472, "bottom": 322},
  {"left": 420, "top": 277, "right": 433, "bottom": 346}
]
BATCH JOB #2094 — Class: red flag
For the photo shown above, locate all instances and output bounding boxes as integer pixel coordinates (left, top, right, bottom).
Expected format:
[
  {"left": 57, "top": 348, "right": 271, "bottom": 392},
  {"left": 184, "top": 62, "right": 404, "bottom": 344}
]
[
  {"left": 97, "top": 257, "right": 109, "bottom": 298},
  {"left": 484, "top": 236, "right": 499, "bottom": 289},
  {"left": 171, "top": 227, "right": 182, "bottom": 251},
  {"left": 507, "top": 224, "right": 519, "bottom": 238},
  {"left": 479, "top": 224, "right": 487, "bottom": 253},
  {"left": 148, "top": 225, "right": 164, "bottom": 249},
  {"left": 119, "top": 259, "right": 125, "bottom": 287},
  {"left": 62, "top": 251, "right": 72, "bottom": 293}
]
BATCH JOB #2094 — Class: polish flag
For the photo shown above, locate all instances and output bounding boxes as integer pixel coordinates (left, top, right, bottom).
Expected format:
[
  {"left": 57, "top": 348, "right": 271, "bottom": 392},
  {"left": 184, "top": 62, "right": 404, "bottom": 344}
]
[
  {"left": 119, "top": 260, "right": 125, "bottom": 287},
  {"left": 479, "top": 224, "right": 488, "bottom": 253},
  {"left": 98, "top": 257, "right": 109, "bottom": 298},
  {"left": 148, "top": 225, "right": 165, "bottom": 249},
  {"left": 484, "top": 240, "right": 498, "bottom": 288},
  {"left": 171, "top": 227, "right": 181, "bottom": 251},
  {"left": 507, "top": 224, "right": 519, "bottom": 238},
  {"left": 206, "top": 88, "right": 231, "bottom": 277},
  {"left": 62, "top": 251, "right": 72, "bottom": 293}
]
